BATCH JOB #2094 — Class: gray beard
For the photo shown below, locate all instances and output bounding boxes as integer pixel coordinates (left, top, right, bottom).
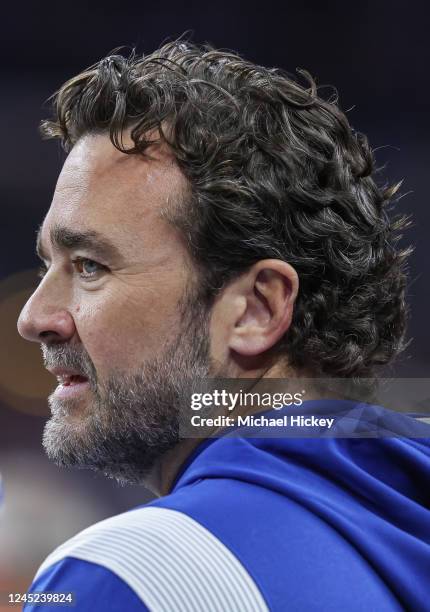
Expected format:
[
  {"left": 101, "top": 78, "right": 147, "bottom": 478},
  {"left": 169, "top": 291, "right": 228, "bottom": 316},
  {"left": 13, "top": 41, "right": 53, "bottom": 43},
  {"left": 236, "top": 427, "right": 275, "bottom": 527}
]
[{"left": 42, "top": 303, "right": 211, "bottom": 485}]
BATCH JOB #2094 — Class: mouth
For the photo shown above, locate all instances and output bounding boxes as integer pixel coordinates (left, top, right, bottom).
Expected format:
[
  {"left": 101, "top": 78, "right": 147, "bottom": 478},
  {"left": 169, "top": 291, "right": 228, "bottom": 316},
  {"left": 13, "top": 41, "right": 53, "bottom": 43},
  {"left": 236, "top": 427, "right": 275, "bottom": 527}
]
[
  {"left": 47, "top": 367, "right": 91, "bottom": 400},
  {"left": 56, "top": 373, "right": 89, "bottom": 387},
  {"left": 54, "top": 375, "right": 90, "bottom": 401}
]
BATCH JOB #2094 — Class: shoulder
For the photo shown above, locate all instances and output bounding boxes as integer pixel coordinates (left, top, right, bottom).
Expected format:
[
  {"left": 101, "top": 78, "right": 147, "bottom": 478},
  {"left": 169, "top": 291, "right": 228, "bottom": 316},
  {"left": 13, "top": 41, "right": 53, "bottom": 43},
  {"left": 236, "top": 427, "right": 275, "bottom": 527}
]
[{"left": 31, "top": 505, "right": 269, "bottom": 611}]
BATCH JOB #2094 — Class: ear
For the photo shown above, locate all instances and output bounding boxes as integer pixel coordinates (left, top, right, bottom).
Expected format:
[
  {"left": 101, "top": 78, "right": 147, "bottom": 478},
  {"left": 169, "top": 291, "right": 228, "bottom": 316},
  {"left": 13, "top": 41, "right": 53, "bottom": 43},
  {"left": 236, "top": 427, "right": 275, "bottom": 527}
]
[{"left": 227, "top": 259, "right": 299, "bottom": 357}]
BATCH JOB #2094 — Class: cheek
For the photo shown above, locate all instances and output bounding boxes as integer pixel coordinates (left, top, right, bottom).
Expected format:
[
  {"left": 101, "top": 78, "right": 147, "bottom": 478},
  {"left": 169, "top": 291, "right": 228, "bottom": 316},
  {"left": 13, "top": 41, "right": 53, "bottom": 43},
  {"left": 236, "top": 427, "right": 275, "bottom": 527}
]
[{"left": 73, "top": 287, "right": 183, "bottom": 374}]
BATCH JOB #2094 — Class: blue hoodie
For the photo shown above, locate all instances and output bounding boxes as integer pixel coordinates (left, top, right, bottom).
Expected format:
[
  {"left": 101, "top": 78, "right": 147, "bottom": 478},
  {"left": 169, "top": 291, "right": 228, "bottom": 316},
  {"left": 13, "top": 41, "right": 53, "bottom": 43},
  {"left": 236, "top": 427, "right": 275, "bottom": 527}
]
[{"left": 26, "top": 400, "right": 430, "bottom": 611}]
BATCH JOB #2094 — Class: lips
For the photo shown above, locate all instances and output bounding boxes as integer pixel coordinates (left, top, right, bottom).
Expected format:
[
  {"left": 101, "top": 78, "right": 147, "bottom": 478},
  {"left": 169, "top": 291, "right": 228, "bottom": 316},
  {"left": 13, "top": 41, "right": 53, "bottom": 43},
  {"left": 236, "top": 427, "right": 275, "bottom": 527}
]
[
  {"left": 45, "top": 365, "right": 91, "bottom": 402},
  {"left": 47, "top": 367, "right": 89, "bottom": 386},
  {"left": 58, "top": 374, "right": 88, "bottom": 386}
]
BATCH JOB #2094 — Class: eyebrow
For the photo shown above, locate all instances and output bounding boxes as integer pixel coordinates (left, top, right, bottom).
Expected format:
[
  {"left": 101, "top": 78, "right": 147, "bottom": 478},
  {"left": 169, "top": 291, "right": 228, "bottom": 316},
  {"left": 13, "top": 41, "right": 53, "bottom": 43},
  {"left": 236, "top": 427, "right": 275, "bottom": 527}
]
[{"left": 36, "top": 224, "right": 124, "bottom": 263}]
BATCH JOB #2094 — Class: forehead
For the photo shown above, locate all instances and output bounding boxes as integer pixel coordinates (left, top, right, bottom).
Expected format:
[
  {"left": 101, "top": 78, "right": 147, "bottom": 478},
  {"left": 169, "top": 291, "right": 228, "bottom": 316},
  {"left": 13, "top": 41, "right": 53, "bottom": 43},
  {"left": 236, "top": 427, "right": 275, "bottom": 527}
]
[{"left": 40, "top": 134, "right": 187, "bottom": 256}]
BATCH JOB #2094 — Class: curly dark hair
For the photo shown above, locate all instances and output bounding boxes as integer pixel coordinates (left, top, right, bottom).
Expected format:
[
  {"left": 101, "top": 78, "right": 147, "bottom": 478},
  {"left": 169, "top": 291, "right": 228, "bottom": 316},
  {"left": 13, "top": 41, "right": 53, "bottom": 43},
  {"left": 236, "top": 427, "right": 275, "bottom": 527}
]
[{"left": 40, "top": 39, "right": 412, "bottom": 381}]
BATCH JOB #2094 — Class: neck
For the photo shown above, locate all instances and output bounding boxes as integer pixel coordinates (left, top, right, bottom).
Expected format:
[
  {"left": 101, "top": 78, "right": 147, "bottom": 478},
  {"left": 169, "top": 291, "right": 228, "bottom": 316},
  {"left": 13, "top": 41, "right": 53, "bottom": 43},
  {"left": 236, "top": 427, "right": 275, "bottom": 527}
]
[
  {"left": 144, "top": 437, "right": 205, "bottom": 496},
  {"left": 144, "top": 361, "right": 317, "bottom": 497}
]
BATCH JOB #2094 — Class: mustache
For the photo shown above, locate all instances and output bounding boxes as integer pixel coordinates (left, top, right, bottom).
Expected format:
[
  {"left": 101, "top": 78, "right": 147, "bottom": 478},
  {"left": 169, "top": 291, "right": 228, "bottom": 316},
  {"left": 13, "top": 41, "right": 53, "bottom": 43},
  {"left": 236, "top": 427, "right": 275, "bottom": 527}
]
[{"left": 41, "top": 344, "right": 97, "bottom": 384}]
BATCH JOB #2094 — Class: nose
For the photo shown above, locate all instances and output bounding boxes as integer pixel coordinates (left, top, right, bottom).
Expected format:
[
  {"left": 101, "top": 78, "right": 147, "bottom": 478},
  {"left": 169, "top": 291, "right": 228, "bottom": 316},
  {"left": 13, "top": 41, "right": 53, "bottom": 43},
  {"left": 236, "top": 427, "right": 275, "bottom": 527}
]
[{"left": 17, "top": 279, "right": 76, "bottom": 344}]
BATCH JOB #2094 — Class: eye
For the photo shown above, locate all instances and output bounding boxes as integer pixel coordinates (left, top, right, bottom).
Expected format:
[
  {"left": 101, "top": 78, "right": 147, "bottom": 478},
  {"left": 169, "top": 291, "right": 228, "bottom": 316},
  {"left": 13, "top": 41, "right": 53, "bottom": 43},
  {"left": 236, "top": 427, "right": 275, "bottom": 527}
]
[{"left": 71, "top": 257, "right": 107, "bottom": 280}]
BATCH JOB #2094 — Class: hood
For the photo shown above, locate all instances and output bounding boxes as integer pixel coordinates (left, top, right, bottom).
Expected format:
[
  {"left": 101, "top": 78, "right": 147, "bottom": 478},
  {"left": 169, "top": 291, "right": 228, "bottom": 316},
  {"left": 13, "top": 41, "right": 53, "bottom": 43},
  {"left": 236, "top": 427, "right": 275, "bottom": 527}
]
[{"left": 174, "top": 399, "right": 430, "bottom": 609}]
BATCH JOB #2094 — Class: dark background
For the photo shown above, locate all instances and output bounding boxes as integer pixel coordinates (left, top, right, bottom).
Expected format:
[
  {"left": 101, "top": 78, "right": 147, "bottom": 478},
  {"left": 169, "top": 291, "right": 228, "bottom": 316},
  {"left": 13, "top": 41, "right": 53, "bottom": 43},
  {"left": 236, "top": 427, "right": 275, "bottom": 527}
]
[{"left": 0, "top": 0, "right": 429, "bottom": 597}]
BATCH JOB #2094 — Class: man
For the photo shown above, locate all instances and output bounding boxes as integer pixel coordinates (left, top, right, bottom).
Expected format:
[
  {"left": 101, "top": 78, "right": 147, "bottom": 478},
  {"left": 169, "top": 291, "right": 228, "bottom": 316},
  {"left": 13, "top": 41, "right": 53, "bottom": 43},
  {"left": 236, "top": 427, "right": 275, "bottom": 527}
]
[{"left": 17, "top": 40, "right": 430, "bottom": 610}]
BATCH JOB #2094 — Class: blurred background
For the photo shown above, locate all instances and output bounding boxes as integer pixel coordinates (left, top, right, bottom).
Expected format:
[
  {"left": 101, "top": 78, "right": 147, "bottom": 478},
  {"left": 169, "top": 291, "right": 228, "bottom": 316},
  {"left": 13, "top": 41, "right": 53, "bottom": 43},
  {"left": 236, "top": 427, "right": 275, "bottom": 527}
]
[{"left": 1, "top": 0, "right": 429, "bottom": 603}]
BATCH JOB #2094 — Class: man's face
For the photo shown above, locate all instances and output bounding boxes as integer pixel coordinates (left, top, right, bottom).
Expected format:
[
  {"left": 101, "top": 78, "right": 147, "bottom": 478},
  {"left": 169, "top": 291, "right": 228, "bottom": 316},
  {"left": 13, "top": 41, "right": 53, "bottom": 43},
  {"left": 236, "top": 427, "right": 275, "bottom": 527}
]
[{"left": 17, "top": 134, "right": 211, "bottom": 484}]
